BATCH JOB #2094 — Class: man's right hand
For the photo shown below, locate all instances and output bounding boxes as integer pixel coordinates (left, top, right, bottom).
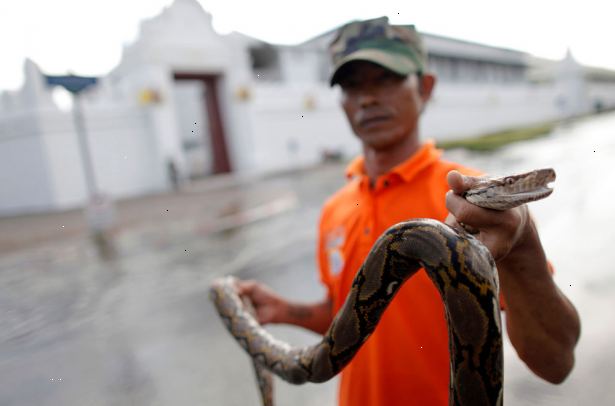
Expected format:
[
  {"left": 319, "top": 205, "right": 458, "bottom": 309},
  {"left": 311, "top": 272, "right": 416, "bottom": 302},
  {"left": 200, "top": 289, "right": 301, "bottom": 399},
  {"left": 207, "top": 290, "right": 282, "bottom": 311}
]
[
  {"left": 234, "top": 279, "right": 333, "bottom": 334},
  {"left": 235, "top": 279, "right": 288, "bottom": 325}
]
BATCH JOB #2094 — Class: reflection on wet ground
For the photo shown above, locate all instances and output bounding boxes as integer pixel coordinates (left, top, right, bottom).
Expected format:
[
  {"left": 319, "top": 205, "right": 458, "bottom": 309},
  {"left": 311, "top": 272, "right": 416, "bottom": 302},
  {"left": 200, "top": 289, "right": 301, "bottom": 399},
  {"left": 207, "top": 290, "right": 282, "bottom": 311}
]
[{"left": 1, "top": 111, "right": 615, "bottom": 405}]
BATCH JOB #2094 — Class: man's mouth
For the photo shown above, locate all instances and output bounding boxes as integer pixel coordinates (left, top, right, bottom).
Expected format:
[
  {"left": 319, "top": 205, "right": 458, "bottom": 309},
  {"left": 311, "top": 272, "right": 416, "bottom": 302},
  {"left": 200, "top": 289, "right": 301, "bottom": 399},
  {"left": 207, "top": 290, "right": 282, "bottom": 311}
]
[{"left": 359, "top": 115, "right": 391, "bottom": 128}]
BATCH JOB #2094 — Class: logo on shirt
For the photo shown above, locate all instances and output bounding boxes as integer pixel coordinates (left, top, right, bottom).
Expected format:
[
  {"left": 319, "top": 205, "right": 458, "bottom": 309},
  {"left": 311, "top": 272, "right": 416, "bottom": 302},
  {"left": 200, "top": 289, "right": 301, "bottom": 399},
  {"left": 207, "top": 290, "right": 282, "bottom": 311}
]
[{"left": 326, "top": 226, "right": 345, "bottom": 276}]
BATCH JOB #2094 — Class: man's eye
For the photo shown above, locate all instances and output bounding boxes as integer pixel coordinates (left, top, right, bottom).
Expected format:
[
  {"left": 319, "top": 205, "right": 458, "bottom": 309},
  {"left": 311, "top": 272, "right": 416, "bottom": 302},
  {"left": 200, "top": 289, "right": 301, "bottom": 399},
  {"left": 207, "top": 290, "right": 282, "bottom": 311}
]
[
  {"left": 380, "top": 75, "right": 400, "bottom": 85},
  {"left": 341, "top": 81, "right": 358, "bottom": 90}
]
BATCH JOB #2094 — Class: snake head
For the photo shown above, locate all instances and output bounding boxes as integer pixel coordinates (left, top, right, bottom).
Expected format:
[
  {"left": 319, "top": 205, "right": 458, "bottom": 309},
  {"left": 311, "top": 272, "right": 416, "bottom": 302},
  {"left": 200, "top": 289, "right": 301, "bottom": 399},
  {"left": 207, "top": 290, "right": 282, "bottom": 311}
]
[{"left": 464, "top": 168, "right": 556, "bottom": 210}]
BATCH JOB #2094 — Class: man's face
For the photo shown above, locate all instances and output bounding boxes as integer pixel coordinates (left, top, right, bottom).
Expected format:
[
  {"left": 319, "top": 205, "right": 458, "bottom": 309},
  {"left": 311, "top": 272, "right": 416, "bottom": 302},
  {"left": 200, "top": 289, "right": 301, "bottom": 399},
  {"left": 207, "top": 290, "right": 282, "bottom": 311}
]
[{"left": 337, "top": 61, "right": 434, "bottom": 151}]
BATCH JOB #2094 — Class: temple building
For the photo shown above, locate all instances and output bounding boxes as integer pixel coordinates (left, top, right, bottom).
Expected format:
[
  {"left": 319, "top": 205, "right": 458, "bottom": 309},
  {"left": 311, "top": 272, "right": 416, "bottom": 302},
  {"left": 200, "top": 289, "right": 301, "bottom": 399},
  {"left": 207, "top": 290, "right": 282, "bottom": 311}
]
[{"left": 1, "top": 0, "right": 614, "bottom": 215}]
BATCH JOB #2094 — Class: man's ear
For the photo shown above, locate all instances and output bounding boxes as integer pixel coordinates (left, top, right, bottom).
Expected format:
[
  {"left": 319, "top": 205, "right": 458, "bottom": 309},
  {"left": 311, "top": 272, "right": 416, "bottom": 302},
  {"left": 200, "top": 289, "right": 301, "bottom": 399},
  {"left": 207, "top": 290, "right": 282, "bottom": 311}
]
[{"left": 419, "top": 73, "right": 436, "bottom": 101}]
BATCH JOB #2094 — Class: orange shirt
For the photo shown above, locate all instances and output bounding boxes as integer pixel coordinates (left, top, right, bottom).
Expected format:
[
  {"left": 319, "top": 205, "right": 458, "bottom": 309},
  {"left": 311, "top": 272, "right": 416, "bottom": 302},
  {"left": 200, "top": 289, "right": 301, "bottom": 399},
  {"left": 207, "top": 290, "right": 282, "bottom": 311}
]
[{"left": 317, "top": 141, "right": 481, "bottom": 406}]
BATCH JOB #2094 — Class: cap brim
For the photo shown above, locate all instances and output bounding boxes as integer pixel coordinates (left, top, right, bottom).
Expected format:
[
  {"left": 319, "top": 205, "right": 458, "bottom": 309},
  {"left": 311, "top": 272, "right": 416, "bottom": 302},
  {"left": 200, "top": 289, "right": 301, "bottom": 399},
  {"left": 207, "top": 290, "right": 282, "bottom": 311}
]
[{"left": 329, "top": 49, "right": 421, "bottom": 87}]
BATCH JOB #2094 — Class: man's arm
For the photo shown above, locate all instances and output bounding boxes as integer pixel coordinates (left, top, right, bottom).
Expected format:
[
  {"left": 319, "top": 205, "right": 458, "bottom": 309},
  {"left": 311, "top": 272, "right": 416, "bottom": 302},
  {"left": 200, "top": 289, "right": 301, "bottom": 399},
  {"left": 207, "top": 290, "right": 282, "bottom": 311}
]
[
  {"left": 496, "top": 221, "right": 580, "bottom": 383},
  {"left": 235, "top": 280, "right": 333, "bottom": 335},
  {"left": 445, "top": 170, "right": 581, "bottom": 384}
]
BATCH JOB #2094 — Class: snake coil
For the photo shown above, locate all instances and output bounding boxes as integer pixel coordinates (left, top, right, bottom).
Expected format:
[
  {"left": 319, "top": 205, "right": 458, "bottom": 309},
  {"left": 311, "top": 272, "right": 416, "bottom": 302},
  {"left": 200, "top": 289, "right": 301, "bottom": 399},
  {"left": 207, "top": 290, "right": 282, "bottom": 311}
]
[{"left": 210, "top": 168, "right": 556, "bottom": 406}]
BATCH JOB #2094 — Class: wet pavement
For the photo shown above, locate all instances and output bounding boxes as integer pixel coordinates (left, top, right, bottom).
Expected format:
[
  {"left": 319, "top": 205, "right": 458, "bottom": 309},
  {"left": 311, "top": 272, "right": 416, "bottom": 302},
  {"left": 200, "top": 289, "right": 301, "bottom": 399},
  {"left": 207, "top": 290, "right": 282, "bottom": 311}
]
[{"left": 1, "top": 111, "right": 615, "bottom": 405}]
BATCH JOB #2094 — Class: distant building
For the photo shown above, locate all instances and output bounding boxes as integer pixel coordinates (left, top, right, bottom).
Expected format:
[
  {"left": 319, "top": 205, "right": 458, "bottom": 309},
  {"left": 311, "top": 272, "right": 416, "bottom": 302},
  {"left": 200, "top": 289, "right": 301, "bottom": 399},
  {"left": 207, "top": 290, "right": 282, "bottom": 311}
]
[{"left": 1, "top": 0, "right": 615, "bottom": 215}]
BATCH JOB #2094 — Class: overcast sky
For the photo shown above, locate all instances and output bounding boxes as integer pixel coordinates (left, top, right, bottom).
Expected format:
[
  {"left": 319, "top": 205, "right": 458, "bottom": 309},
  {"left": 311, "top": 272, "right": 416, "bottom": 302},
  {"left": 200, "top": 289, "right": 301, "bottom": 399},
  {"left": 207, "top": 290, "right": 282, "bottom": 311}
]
[{"left": 1, "top": 0, "right": 613, "bottom": 92}]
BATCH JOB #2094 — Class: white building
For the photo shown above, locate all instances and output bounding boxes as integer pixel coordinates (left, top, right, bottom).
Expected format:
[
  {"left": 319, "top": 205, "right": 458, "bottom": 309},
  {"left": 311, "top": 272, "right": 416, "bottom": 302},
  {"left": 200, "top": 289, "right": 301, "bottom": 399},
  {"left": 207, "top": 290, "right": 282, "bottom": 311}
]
[{"left": 1, "top": 0, "right": 615, "bottom": 216}]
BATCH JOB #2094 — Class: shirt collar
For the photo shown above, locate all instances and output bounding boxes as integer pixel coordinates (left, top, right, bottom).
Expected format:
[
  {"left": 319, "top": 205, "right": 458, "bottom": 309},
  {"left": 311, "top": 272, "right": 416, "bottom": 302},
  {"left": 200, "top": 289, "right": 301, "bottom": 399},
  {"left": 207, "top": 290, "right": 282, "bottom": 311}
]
[{"left": 345, "top": 140, "right": 442, "bottom": 184}]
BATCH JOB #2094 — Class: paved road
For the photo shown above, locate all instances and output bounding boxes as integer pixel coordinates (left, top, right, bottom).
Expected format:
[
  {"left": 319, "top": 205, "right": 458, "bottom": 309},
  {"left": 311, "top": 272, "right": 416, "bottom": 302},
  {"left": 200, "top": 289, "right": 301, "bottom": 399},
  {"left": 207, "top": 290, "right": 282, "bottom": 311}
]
[
  {"left": 0, "top": 164, "right": 344, "bottom": 406},
  {"left": 1, "top": 111, "right": 615, "bottom": 405}
]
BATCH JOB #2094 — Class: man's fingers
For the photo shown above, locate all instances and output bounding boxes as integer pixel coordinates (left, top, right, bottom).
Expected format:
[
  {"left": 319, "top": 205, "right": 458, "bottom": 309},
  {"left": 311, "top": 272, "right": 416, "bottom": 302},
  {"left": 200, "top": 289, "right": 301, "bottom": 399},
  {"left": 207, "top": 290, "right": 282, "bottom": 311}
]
[
  {"left": 446, "top": 170, "right": 467, "bottom": 195},
  {"left": 444, "top": 213, "right": 458, "bottom": 227},
  {"left": 446, "top": 190, "right": 527, "bottom": 260},
  {"left": 446, "top": 170, "right": 479, "bottom": 195},
  {"left": 445, "top": 191, "right": 498, "bottom": 229},
  {"left": 257, "top": 310, "right": 274, "bottom": 325},
  {"left": 234, "top": 279, "right": 257, "bottom": 296}
]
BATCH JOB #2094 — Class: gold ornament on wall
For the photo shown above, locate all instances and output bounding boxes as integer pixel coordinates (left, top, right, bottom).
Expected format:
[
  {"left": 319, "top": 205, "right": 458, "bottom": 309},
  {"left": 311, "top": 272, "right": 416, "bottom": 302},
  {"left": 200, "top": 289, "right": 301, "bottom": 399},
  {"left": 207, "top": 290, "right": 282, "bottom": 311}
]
[
  {"left": 303, "top": 94, "right": 316, "bottom": 110},
  {"left": 235, "top": 86, "right": 251, "bottom": 102},
  {"left": 138, "top": 89, "right": 162, "bottom": 105}
]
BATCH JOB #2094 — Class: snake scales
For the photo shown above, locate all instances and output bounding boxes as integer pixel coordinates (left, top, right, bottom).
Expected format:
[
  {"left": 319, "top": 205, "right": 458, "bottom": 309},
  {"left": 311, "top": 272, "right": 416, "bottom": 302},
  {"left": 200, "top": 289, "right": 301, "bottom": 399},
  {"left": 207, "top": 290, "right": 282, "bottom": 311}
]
[{"left": 210, "top": 168, "right": 556, "bottom": 406}]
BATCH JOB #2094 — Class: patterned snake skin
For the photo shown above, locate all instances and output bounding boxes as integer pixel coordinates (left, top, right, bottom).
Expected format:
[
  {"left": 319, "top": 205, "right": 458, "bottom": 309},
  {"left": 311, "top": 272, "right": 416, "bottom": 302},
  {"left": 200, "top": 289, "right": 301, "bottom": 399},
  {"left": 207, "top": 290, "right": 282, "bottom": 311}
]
[{"left": 210, "top": 168, "right": 555, "bottom": 406}]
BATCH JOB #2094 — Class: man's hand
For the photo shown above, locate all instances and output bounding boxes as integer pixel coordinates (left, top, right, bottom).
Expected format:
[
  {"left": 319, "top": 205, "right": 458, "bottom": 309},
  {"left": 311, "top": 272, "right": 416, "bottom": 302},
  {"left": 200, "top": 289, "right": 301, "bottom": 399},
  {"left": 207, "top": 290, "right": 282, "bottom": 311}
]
[
  {"left": 235, "top": 279, "right": 333, "bottom": 334},
  {"left": 235, "top": 279, "right": 288, "bottom": 325},
  {"left": 444, "top": 170, "right": 529, "bottom": 261},
  {"left": 444, "top": 169, "right": 580, "bottom": 384}
]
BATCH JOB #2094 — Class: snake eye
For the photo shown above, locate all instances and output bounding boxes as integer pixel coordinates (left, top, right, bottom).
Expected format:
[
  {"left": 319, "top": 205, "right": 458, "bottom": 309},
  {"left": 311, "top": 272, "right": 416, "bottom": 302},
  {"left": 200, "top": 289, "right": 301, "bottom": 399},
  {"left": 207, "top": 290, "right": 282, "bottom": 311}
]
[{"left": 505, "top": 177, "right": 514, "bottom": 185}]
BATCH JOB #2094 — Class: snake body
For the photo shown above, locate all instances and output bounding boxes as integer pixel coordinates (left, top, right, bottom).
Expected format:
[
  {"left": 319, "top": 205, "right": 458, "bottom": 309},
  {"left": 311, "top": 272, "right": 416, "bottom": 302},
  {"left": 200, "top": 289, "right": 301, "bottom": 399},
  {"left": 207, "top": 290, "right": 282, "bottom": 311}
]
[{"left": 209, "top": 168, "right": 555, "bottom": 406}]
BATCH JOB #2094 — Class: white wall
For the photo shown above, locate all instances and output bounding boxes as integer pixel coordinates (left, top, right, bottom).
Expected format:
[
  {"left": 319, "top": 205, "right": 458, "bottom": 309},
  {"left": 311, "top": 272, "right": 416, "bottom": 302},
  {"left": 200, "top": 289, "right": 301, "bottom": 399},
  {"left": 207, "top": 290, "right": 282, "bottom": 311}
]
[
  {"left": 233, "top": 77, "right": 607, "bottom": 176},
  {"left": 81, "top": 105, "right": 166, "bottom": 198},
  {"left": 422, "top": 82, "right": 561, "bottom": 141},
  {"left": 2, "top": 0, "right": 614, "bottom": 215},
  {"left": 246, "top": 84, "right": 357, "bottom": 174},
  {"left": 586, "top": 82, "right": 615, "bottom": 111},
  {"left": 0, "top": 61, "right": 60, "bottom": 214},
  {"left": 0, "top": 113, "right": 54, "bottom": 214},
  {"left": 37, "top": 108, "right": 89, "bottom": 209},
  {"left": 35, "top": 103, "right": 168, "bottom": 210}
]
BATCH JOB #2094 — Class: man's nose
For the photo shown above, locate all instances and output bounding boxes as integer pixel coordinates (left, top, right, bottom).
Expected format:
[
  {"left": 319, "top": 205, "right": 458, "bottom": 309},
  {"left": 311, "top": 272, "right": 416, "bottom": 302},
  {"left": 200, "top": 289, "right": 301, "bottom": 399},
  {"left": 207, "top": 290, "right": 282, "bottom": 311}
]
[{"left": 357, "top": 88, "right": 379, "bottom": 108}]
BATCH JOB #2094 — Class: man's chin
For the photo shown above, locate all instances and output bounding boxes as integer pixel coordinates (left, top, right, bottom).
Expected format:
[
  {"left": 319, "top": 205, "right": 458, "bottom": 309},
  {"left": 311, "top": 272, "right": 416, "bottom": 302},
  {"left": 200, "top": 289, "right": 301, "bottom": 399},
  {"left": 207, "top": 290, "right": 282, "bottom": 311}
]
[{"left": 358, "top": 134, "right": 397, "bottom": 150}]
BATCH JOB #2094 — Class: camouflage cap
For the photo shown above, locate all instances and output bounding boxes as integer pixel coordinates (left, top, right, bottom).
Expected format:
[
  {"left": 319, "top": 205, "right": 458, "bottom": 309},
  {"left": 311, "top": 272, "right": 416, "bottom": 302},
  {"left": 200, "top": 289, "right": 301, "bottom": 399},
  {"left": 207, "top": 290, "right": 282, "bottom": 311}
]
[{"left": 328, "top": 16, "right": 427, "bottom": 86}]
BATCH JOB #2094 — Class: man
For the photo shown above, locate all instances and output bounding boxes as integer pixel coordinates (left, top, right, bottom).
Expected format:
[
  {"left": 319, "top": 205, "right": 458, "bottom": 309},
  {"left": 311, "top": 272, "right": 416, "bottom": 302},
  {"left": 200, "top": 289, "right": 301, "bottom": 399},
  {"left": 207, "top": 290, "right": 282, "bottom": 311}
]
[{"left": 237, "top": 17, "right": 580, "bottom": 405}]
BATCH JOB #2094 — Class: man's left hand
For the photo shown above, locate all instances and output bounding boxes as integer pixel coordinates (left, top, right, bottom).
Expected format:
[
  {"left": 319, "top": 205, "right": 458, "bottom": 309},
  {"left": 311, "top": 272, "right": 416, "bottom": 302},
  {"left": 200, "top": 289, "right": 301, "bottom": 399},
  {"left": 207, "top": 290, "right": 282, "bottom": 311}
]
[{"left": 444, "top": 170, "right": 530, "bottom": 261}]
